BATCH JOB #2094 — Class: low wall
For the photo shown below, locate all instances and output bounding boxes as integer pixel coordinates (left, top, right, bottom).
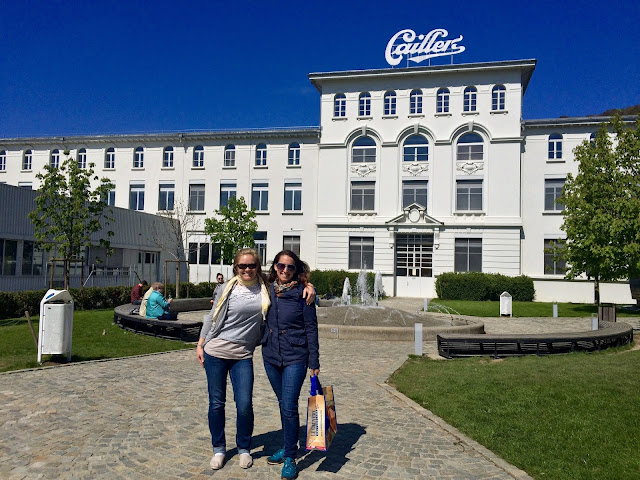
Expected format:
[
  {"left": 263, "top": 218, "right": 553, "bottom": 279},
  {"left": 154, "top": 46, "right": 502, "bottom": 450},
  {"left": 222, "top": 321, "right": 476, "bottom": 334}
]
[{"left": 533, "top": 280, "right": 635, "bottom": 304}]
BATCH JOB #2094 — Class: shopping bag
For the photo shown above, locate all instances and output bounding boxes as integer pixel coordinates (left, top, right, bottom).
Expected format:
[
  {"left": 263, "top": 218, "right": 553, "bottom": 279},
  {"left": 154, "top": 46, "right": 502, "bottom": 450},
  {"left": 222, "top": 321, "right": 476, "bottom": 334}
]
[{"left": 305, "top": 375, "right": 337, "bottom": 451}]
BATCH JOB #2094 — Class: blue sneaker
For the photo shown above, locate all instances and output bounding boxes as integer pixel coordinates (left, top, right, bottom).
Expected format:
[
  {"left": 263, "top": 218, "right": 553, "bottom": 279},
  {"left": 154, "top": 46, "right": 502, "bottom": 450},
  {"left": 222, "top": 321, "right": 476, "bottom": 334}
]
[
  {"left": 281, "top": 457, "right": 297, "bottom": 479},
  {"left": 267, "top": 448, "right": 285, "bottom": 465}
]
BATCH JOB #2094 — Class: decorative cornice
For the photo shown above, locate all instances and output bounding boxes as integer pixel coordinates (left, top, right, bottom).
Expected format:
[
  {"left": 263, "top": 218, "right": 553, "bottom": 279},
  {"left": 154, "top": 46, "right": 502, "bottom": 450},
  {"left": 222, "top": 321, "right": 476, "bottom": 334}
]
[
  {"left": 402, "top": 162, "right": 430, "bottom": 176},
  {"left": 456, "top": 161, "right": 484, "bottom": 175},
  {"left": 350, "top": 164, "right": 377, "bottom": 177}
]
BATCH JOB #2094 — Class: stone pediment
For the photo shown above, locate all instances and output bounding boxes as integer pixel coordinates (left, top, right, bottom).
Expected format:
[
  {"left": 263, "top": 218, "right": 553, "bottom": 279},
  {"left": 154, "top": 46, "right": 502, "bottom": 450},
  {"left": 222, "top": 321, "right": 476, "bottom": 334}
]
[{"left": 386, "top": 203, "right": 443, "bottom": 226}]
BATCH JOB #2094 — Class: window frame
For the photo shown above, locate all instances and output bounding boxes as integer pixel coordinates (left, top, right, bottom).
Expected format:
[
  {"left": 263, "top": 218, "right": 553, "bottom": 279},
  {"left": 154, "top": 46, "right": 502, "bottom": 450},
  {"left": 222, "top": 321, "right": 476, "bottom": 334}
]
[
  {"left": 544, "top": 178, "right": 566, "bottom": 211},
  {"left": 491, "top": 85, "right": 506, "bottom": 111},
  {"left": 463, "top": 86, "right": 477, "bottom": 112},
  {"left": 224, "top": 145, "right": 236, "bottom": 167},
  {"left": 350, "top": 181, "right": 375, "bottom": 211},
  {"left": 334, "top": 93, "right": 346, "bottom": 118},
  {"left": 544, "top": 239, "right": 567, "bottom": 275},
  {"left": 436, "top": 88, "right": 450, "bottom": 113},
  {"left": 383, "top": 91, "right": 397, "bottom": 116},
  {"left": 23, "top": 150, "right": 33, "bottom": 171},
  {"left": 403, "top": 134, "right": 429, "bottom": 162},
  {"left": 219, "top": 182, "right": 237, "bottom": 208},
  {"left": 454, "top": 238, "right": 482, "bottom": 272},
  {"left": 163, "top": 146, "right": 174, "bottom": 168},
  {"left": 251, "top": 182, "right": 269, "bottom": 211},
  {"left": 352, "top": 136, "right": 376, "bottom": 163},
  {"left": 77, "top": 148, "right": 87, "bottom": 169},
  {"left": 410, "top": 89, "right": 423, "bottom": 114},
  {"left": 129, "top": 183, "right": 145, "bottom": 211},
  {"left": 402, "top": 180, "right": 428, "bottom": 208},
  {"left": 283, "top": 235, "right": 301, "bottom": 257},
  {"left": 50, "top": 149, "right": 60, "bottom": 169},
  {"left": 358, "top": 92, "right": 371, "bottom": 117},
  {"left": 288, "top": 142, "right": 301, "bottom": 166},
  {"left": 0, "top": 150, "right": 6, "bottom": 171},
  {"left": 348, "top": 236, "right": 374, "bottom": 270},
  {"left": 548, "top": 134, "right": 563, "bottom": 160},
  {"left": 105, "top": 147, "right": 115, "bottom": 169},
  {"left": 158, "top": 183, "right": 175, "bottom": 211},
  {"left": 457, "top": 133, "right": 484, "bottom": 161},
  {"left": 255, "top": 143, "right": 267, "bottom": 167},
  {"left": 193, "top": 145, "right": 204, "bottom": 168},
  {"left": 133, "top": 146, "right": 144, "bottom": 169},
  {"left": 456, "top": 179, "right": 483, "bottom": 211},
  {"left": 284, "top": 182, "right": 302, "bottom": 211}
]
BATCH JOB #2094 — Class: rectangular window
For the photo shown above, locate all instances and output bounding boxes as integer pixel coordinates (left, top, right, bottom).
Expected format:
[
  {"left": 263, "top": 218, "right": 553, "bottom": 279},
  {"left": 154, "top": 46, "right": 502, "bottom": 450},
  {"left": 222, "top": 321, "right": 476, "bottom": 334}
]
[
  {"left": 544, "top": 239, "right": 567, "bottom": 275},
  {"left": 349, "top": 236, "right": 374, "bottom": 270},
  {"left": 199, "top": 243, "right": 209, "bottom": 265},
  {"left": 284, "top": 182, "right": 302, "bottom": 211},
  {"left": 189, "top": 183, "right": 205, "bottom": 211},
  {"left": 402, "top": 180, "right": 428, "bottom": 208},
  {"left": 107, "top": 188, "right": 116, "bottom": 207},
  {"left": 188, "top": 243, "right": 198, "bottom": 264},
  {"left": 254, "top": 232, "right": 267, "bottom": 264},
  {"left": 163, "top": 149, "right": 174, "bottom": 168},
  {"left": 350, "top": 181, "right": 375, "bottom": 211},
  {"left": 334, "top": 96, "right": 346, "bottom": 117},
  {"left": 105, "top": 149, "right": 115, "bottom": 169},
  {"left": 23, "top": 152, "right": 32, "bottom": 170},
  {"left": 211, "top": 243, "right": 222, "bottom": 264},
  {"left": 0, "top": 151, "right": 6, "bottom": 171},
  {"left": 455, "top": 238, "right": 482, "bottom": 272},
  {"left": 158, "top": 183, "right": 175, "bottom": 211},
  {"left": 456, "top": 180, "right": 483, "bottom": 211},
  {"left": 129, "top": 184, "right": 145, "bottom": 211},
  {"left": 220, "top": 182, "right": 236, "bottom": 208},
  {"left": 251, "top": 182, "right": 269, "bottom": 211},
  {"left": 283, "top": 235, "right": 300, "bottom": 257},
  {"left": 22, "top": 240, "right": 43, "bottom": 276},
  {"left": 18, "top": 182, "right": 33, "bottom": 189},
  {"left": 224, "top": 148, "right": 235, "bottom": 167},
  {"left": 545, "top": 179, "right": 565, "bottom": 211},
  {"left": 0, "top": 239, "right": 18, "bottom": 275},
  {"left": 396, "top": 234, "right": 433, "bottom": 277}
]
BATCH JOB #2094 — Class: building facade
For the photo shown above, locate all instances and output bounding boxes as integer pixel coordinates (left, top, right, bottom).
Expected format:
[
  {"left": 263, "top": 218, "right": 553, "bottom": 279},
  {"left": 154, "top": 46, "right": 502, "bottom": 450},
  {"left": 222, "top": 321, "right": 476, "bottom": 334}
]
[{"left": 0, "top": 59, "right": 634, "bottom": 302}]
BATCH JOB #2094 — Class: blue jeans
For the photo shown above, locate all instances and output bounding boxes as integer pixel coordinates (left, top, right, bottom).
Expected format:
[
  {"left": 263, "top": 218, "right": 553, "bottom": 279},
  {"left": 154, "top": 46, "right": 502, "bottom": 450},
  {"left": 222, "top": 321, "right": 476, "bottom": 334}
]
[
  {"left": 203, "top": 352, "right": 254, "bottom": 455},
  {"left": 263, "top": 361, "right": 307, "bottom": 459}
]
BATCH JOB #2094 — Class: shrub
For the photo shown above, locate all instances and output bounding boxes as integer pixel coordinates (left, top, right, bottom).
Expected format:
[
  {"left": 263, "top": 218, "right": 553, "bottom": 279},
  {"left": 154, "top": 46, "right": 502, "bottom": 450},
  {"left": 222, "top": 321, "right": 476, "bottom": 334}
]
[
  {"left": 435, "top": 272, "right": 535, "bottom": 301},
  {"left": 309, "top": 270, "right": 376, "bottom": 298}
]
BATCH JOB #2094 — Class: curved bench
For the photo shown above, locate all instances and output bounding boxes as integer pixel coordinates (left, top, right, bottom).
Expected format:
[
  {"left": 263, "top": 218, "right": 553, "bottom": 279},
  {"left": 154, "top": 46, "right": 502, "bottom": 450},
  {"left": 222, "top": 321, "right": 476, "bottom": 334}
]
[
  {"left": 437, "top": 321, "right": 634, "bottom": 359},
  {"left": 113, "top": 298, "right": 211, "bottom": 342}
]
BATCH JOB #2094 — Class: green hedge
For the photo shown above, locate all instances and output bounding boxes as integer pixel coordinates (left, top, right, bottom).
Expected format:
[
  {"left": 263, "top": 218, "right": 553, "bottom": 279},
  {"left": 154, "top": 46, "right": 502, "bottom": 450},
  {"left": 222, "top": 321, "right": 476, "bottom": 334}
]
[
  {"left": 0, "top": 283, "right": 216, "bottom": 320},
  {"left": 309, "top": 270, "right": 376, "bottom": 297},
  {"left": 435, "top": 272, "right": 535, "bottom": 301}
]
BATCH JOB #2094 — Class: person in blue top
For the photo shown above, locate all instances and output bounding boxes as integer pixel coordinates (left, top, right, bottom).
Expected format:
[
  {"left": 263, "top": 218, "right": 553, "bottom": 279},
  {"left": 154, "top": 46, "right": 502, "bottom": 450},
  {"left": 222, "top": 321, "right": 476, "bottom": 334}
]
[
  {"left": 145, "top": 284, "right": 177, "bottom": 320},
  {"left": 261, "top": 250, "right": 320, "bottom": 480}
]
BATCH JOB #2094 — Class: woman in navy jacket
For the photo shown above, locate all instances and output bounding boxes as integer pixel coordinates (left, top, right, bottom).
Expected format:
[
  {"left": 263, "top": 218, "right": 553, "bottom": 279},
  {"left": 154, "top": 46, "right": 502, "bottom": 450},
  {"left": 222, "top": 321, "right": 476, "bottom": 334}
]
[{"left": 261, "top": 250, "right": 319, "bottom": 480}]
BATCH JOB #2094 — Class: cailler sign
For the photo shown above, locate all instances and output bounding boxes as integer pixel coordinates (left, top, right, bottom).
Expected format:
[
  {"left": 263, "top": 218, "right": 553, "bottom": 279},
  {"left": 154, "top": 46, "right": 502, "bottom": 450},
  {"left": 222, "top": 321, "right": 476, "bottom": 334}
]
[{"left": 385, "top": 28, "right": 465, "bottom": 66}]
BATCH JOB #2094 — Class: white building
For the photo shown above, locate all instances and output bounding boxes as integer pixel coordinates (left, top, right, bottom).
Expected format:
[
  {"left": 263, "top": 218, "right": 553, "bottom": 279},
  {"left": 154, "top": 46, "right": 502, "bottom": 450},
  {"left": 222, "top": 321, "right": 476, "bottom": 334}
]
[{"left": 0, "top": 59, "right": 634, "bottom": 303}]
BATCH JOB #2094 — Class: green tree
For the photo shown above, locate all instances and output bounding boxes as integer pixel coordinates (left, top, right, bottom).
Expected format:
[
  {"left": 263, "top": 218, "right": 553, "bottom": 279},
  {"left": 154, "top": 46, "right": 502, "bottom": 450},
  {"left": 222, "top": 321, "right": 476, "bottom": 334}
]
[
  {"left": 558, "top": 116, "right": 640, "bottom": 304},
  {"left": 204, "top": 196, "right": 258, "bottom": 264},
  {"left": 28, "top": 151, "right": 114, "bottom": 289}
]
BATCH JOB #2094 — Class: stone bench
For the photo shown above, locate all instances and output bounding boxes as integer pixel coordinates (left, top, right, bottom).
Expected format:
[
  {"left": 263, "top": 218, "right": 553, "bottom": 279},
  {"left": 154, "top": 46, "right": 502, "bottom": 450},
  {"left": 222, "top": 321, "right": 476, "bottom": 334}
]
[{"left": 437, "top": 321, "right": 634, "bottom": 359}]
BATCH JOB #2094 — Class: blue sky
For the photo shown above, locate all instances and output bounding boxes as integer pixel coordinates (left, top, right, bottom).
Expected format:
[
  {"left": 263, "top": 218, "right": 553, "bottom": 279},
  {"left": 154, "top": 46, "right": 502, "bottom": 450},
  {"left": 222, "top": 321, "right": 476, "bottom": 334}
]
[{"left": 1, "top": 0, "right": 638, "bottom": 137}]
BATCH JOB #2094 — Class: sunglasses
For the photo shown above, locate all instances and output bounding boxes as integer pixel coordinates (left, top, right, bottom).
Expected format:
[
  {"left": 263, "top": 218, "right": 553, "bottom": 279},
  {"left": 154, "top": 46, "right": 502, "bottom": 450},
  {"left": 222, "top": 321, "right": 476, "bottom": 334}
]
[
  {"left": 276, "top": 262, "right": 296, "bottom": 272},
  {"left": 237, "top": 263, "right": 257, "bottom": 270}
]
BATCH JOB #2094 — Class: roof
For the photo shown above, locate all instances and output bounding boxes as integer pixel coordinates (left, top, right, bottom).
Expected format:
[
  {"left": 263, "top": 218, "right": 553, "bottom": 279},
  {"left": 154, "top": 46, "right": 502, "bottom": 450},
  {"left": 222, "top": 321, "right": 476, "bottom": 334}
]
[
  {"left": 523, "top": 115, "right": 638, "bottom": 129},
  {"left": 309, "top": 59, "right": 537, "bottom": 94}
]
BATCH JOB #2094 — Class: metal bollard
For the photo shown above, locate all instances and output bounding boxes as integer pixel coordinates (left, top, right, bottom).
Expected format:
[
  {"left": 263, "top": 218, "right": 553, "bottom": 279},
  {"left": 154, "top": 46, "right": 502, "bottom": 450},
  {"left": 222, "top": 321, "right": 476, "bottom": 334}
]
[
  {"left": 591, "top": 313, "right": 598, "bottom": 330},
  {"left": 414, "top": 323, "right": 423, "bottom": 356},
  {"left": 552, "top": 302, "right": 558, "bottom": 318},
  {"left": 423, "top": 298, "right": 429, "bottom": 312}
]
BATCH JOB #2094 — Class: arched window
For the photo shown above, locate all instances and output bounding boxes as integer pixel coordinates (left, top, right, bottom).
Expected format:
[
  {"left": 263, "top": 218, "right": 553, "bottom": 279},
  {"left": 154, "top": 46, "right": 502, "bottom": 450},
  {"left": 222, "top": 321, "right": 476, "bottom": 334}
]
[
  {"left": 359, "top": 92, "right": 371, "bottom": 117},
  {"left": 334, "top": 93, "right": 346, "bottom": 117},
  {"left": 0, "top": 150, "right": 6, "bottom": 171},
  {"left": 436, "top": 88, "right": 449, "bottom": 113},
  {"left": 255, "top": 143, "right": 267, "bottom": 166},
  {"left": 352, "top": 136, "right": 376, "bottom": 163},
  {"left": 224, "top": 145, "right": 235, "bottom": 167},
  {"left": 23, "top": 150, "right": 33, "bottom": 170},
  {"left": 105, "top": 147, "right": 115, "bottom": 169},
  {"left": 492, "top": 85, "right": 506, "bottom": 111},
  {"left": 384, "top": 91, "right": 396, "bottom": 116},
  {"left": 463, "top": 86, "right": 477, "bottom": 112},
  {"left": 288, "top": 142, "right": 300, "bottom": 166},
  {"left": 163, "top": 146, "right": 174, "bottom": 168},
  {"left": 548, "top": 134, "right": 563, "bottom": 160},
  {"left": 457, "top": 133, "right": 484, "bottom": 161},
  {"left": 403, "top": 135, "right": 429, "bottom": 162},
  {"left": 133, "top": 146, "right": 144, "bottom": 168},
  {"left": 410, "top": 89, "right": 423, "bottom": 114},
  {"left": 77, "top": 148, "right": 87, "bottom": 169},
  {"left": 50, "top": 149, "right": 60, "bottom": 169},
  {"left": 193, "top": 145, "right": 204, "bottom": 167}
]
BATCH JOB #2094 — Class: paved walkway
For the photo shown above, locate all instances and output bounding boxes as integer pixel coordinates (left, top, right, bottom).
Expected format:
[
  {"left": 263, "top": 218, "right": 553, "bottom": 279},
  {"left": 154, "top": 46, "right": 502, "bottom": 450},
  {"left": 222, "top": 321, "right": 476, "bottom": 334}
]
[{"left": 6, "top": 297, "right": 624, "bottom": 479}]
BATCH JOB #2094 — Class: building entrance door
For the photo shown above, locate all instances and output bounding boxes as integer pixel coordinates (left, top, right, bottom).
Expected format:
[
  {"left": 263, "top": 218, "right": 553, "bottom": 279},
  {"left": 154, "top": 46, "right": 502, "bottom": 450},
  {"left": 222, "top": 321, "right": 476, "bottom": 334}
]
[{"left": 395, "top": 234, "right": 434, "bottom": 297}]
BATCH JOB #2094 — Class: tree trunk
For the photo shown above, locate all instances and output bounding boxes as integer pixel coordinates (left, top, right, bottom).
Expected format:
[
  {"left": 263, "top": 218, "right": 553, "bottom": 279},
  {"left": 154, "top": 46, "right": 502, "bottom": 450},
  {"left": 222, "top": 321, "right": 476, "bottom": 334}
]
[
  {"left": 175, "top": 261, "right": 180, "bottom": 298},
  {"left": 594, "top": 276, "right": 600, "bottom": 305}
]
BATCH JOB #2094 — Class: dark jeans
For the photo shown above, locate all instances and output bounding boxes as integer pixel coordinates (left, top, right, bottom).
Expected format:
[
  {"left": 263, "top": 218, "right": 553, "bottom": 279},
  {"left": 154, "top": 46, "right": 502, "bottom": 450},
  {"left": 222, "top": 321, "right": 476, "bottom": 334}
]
[
  {"left": 203, "top": 352, "right": 254, "bottom": 455},
  {"left": 132, "top": 299, "right": 142, "bottom": 305},
  {"left": 157, "top": 312, "right": 177, "bottom": 320},
  {"left": 263, "top": 361, "right": 307, "bottom": 459}
]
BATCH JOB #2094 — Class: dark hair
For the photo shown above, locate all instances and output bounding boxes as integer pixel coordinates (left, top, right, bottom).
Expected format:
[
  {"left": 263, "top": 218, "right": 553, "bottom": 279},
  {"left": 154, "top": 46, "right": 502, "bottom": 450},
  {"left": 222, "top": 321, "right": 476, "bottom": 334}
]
[
  {"left": 142, "top": 280, "right": 148, "bottom": 286},
  {"left": 268, "top": 250, "right": 310, "bottom": 284},
  {"left": 233, "top": 247, "right": 263, "bottom": 278}
]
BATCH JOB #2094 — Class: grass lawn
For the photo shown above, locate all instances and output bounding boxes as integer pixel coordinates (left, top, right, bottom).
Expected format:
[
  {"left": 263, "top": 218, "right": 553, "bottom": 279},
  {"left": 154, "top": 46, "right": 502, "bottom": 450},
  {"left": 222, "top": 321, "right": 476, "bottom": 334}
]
[
  {"left": 429, "top": 299, "right": 640, "bottom": 318},
  {"left": 389, "top": 348, "right": 640, "bottom": 480},
  {"left": 0, "top": 309, "right": 193, "bottom": 373}
]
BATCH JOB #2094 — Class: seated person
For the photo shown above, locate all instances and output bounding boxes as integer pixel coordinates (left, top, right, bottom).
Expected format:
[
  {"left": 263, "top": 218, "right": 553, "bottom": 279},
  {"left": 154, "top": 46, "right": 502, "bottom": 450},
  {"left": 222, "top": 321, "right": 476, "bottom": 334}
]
[
  {"left": 146, "top": 284, "right": 177, "bottom": 320},
  {"left": 131, "top": 280, "right": 148, "bottom": 305},
  {"left": 139, "top": 282, "right": 156, "bottom": 317}
]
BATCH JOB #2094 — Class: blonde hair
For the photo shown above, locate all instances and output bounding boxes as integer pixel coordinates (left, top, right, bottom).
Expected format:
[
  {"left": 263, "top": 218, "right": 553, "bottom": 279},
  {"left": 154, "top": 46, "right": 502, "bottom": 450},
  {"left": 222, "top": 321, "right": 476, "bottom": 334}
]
[{"left": 233, "top": 247, "right": 263, "bottom": 278}]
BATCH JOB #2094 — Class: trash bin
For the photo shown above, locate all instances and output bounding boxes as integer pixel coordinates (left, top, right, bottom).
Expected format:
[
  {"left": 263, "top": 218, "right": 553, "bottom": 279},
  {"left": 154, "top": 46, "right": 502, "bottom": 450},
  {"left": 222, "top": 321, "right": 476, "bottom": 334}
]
[
  {"left": 38, "top": 289, "right": 74, "bottom": 363},
  {"left": 597, "top": 303, "right": 616, "bottom": 323},
  {"left": 500, "top": 291, "right": 512, "bottom": 317}
]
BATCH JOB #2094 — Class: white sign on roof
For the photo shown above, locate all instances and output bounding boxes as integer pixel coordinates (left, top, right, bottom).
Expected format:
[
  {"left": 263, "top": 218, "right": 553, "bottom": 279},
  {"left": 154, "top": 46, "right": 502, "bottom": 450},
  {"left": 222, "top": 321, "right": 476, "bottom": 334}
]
[{"left": 385, "top": 28, "right": 465, "bottom": 66}]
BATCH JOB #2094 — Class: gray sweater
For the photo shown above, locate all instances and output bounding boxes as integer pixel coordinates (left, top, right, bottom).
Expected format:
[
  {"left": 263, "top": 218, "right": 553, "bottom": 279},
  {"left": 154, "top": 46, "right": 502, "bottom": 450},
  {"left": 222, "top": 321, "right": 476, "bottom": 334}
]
[{"left": 199, "top": 281, "right": 263, "bottom": 347}]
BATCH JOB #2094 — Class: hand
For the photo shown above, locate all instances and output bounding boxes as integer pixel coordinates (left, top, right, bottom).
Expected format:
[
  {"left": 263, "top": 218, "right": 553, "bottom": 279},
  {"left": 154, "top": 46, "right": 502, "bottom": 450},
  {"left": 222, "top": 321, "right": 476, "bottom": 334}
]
[
  {"left": 309, "top": 368, "right": 320, "bottom": 377},
  {"left": 303, "top": 283, "right": 316, "bottom": 305},
  {"left": 196, "top": 345, "right": 204, "bottom": 367}
]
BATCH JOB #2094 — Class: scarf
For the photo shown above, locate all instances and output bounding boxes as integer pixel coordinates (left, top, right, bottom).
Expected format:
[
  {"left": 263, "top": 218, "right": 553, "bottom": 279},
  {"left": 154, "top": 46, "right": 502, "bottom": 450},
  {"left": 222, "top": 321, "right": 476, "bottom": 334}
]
[
  {"left": 273, "top": 280, "right": 298, "bottom": 296},
  {"left": 210, "top": 274, "right": 270, "bottom": 327}
]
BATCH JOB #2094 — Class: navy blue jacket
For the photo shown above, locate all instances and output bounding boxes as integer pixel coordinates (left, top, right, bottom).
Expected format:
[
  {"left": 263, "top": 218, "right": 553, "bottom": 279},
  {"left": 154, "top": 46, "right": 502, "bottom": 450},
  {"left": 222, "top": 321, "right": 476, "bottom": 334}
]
[{"left": 261, "top": 283, "right": 320, "bottom": 369}]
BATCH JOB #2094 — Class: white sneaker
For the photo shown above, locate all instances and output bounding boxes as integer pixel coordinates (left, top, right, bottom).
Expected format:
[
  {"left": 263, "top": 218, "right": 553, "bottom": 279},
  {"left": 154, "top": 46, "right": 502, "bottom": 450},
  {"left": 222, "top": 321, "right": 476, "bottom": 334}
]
[
  {"left": 210, "top": 453, "right": 225, "bottom": 470},
  {"left": 238, "top": 453, "right": 253, "bottom": 469}
]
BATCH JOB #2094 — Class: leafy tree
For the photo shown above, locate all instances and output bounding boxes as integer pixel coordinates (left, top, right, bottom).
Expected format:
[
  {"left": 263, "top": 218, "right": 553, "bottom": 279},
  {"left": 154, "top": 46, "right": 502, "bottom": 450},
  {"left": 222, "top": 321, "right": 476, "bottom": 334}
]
[
  {"left": 558, "top": 116, "right": 640, "bottom": 304},
  {"left": 204, "top": 196, "right": 257, "bottom": 265},
  {"left": 28, "top": 151, "right": 114, "bottom": 289}
]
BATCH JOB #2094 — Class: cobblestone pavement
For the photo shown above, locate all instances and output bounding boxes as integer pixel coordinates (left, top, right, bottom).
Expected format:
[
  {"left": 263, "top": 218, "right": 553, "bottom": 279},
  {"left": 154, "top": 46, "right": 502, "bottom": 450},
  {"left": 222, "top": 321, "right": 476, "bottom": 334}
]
[{"left": 0, "top": 336, "right": 528, "bottom": 479}]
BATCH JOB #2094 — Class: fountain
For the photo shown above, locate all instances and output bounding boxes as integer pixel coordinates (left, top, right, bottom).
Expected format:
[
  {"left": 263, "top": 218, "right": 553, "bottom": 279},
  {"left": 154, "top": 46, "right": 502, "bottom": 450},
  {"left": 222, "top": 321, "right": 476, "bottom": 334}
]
[
  {"left": 341, "top": 277, "right": 352, "bottom": 305},
  {"left": 374, "top": 270, "right": 383, "bottom": 305},
  {"left": 355, "top": 270, "right": 373, "bottom": 306}
]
